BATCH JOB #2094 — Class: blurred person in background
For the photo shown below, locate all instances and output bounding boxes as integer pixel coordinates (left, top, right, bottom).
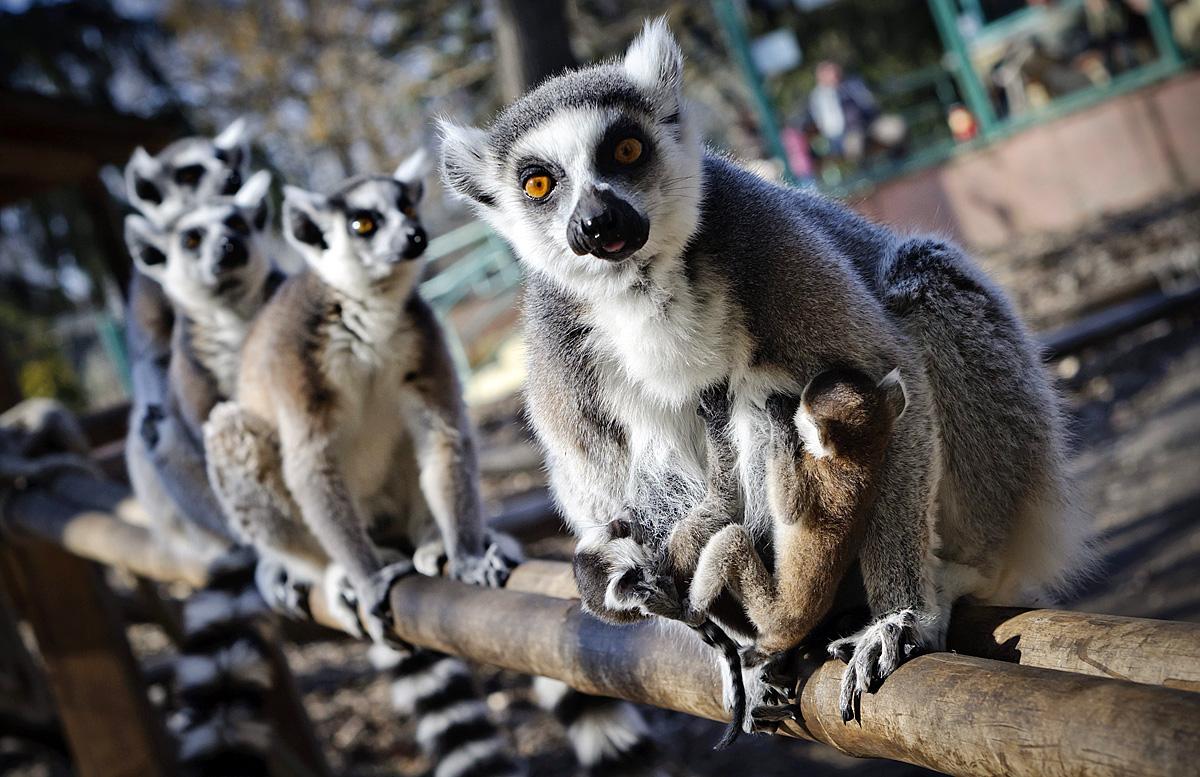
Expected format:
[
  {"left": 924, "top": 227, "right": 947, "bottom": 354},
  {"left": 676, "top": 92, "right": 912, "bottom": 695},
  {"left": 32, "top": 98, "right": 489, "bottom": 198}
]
[{"left": 802, "top": 60, "right": 906, "bottom": 172}]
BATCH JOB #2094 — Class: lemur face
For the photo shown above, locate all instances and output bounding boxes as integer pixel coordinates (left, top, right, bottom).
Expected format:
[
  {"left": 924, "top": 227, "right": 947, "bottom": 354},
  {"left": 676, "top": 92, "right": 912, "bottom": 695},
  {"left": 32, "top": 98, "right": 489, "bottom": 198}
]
[
  {"left": 282, "top": 151, "right": 430, "bottom": 297},
  {"left": 124, "top": 170, "right": 273, "bottom": 311},
  {"left": 440, "top": 19, "right": 703, "bottom": 291},
  {"left": 125, "top": 118, "right": 253, "bottom": 227}
]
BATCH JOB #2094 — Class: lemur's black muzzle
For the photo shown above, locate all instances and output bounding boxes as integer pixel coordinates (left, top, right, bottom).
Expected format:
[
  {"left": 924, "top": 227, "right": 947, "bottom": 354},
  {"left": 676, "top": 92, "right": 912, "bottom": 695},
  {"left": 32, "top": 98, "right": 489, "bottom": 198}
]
[
  {"left": 216, "top": 235, "right": 248, "bottom": 272},
  {"left": 567, "top": 188, "right": 648, "bottom": 261},
  {"left": 401, "top": 227, "right": 427, "bottom": 260}
]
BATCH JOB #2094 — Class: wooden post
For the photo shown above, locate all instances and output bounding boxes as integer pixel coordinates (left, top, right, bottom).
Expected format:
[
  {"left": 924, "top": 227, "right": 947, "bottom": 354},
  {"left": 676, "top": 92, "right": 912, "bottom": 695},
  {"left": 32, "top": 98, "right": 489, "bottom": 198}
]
[{"left": 0, "top": 537, "right": 175, "bottom": 777}]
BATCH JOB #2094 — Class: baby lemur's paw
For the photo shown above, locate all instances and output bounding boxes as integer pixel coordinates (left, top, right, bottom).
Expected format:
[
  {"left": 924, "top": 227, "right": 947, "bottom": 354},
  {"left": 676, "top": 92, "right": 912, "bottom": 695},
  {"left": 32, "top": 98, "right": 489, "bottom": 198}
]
[
  {"left": 615, "top": 566, "right": 688, "bottom": 621},
  {"left": 828, "top": 609, "right": 931, "bottom": 723},
  {"left": 412, "top": 539, "right": 446, "bottom": 577},
  {"left": 254, "top": 557, "right": 311, "bottom": 619}
]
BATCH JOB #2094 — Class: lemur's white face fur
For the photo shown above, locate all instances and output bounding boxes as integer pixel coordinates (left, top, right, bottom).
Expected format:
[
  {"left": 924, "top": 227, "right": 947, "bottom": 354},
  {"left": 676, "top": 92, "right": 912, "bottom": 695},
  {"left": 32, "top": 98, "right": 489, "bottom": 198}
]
[
  {"left": 125, "top": 118, "right": 254, "bottom": 228},
  {"left": 124, "top": 170, "right": 274, "bottom": 314},
  {"left": 282, "top": 151, "right": 431, "bottom": 299},
  {"left": 440, "top": 19, "right": 702, "bottom": 300}
]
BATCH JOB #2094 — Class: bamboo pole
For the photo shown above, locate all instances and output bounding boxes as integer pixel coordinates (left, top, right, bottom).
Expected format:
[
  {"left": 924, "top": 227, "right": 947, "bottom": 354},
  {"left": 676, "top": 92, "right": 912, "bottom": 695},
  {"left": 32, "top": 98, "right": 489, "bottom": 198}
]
[{"left": 9, "top": 487, "right": 1200, "bottom": 777}]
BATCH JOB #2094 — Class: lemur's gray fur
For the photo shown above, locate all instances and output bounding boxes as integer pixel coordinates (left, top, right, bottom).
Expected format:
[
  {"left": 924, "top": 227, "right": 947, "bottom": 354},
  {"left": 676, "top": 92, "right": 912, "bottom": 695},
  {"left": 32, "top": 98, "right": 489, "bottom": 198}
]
[
  {"left": 125, "top": 118, "right": 253, "bottom": 228},
  {"left": 124, "top": 170, "right": 280, "bottom": 560},
  {"left": 440, "top": 18, "right": 1092, "bottom": 725},
  {"left": 203, "top": 155, "right": 522, "bottom": 645}
]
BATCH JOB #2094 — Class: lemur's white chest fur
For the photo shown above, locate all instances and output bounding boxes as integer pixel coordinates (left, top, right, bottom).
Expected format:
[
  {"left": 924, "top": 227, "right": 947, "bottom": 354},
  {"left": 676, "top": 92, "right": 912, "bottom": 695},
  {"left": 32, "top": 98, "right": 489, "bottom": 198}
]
[
  {"left": 322, "top": 297, "right": 420, "bottom": 508},
  {"left": 185, "top": 307, "right": 253, "bottom": 398}
]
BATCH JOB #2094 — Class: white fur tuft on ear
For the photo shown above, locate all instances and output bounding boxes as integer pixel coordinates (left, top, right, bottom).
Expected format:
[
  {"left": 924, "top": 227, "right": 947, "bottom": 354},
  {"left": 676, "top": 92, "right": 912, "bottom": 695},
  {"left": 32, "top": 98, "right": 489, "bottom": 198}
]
[
  {"left": 233, "top": 169, "right": 272, "bottom": 209},
  {"left": 437, "top": 119, "right": 496, "bottom": 207},
  {"left": 878, "top": 368, "right": 908, "bottom": 419},
  {"left": 214, "top": 117, "right": 254, "bottom": 150},
  {"left": 124, "top": 214, "right": 169, "bottom": 279},
  {"left": 394, "top": 148, "right": 433, "bottom": 185},
  {"left": 622, "top": 17, "right": 683, "bottom": 111}
]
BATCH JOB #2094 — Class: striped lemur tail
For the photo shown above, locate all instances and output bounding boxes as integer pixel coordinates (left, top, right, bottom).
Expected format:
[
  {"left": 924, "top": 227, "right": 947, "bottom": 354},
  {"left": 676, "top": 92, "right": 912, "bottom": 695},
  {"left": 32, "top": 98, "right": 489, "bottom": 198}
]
[
  {"left": 370, "top": 645, "right": 526, "bottom": 777},
  {"left": 533, "top": 677, "right": 661, "bottom": 777},
  {"left": 171, "top": 558, "right": 274, "bottom": 777}
]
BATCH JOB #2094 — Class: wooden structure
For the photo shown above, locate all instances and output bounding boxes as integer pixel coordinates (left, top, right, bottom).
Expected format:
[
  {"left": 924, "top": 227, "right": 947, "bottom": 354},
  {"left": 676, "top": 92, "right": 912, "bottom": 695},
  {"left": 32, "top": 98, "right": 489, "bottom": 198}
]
[{"left": 3, "top": 476, "right": 1200, "bottom": 777}]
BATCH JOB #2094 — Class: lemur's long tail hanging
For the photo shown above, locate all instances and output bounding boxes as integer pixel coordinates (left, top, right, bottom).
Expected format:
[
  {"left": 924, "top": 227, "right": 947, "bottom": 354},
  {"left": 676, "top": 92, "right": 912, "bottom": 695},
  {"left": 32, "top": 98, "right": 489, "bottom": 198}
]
[{"left": 694, "top": 619, "right": 746, "bottom": 749}]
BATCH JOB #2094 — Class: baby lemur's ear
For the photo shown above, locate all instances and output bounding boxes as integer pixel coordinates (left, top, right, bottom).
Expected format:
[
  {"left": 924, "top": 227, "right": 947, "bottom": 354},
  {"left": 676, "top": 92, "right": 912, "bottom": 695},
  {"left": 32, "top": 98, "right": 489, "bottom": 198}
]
[
  {"left": 282, "top": 185, "right": 333, "bottom": 262},
  {"left": 394, "top": 148, "right": 432, "bottom": 203},
  {"left": 233, "top": 170, "right": 273, "bottom": 231},
  {"left": 124, "top": 214, "right": 169, "bottom": 283},
  {"left": 437, "top": 119, "right": 496, "bottom": 208},
  {"left": 125, "top": 147, "right": 164, "bottom": 213},
  {"left": 622, "top": 17, "right": 684, "bottom": 118},
  {"left": 878, "top": 368, "right": 908, "bottom": 420}
]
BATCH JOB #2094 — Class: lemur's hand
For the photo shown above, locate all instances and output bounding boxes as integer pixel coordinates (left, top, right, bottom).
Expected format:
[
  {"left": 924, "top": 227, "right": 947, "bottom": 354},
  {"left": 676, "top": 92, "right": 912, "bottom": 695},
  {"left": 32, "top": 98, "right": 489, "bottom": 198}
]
[
  {"left": 828, "top": 609, "right": 932, "bottom": 723},
  {"left": 451, "top": 531, "right": 524, "bottom": 589},
  {"left": 323, "top": 556, "right": 416, "bottom": 652},
  {"left": 254, "top": 556, "right": 312, "bottom": 619}
]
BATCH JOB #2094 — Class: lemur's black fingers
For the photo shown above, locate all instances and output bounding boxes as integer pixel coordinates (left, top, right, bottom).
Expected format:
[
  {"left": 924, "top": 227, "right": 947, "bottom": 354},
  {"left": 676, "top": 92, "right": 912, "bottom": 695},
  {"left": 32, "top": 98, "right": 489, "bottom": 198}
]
[{"left": 749, "top": 703, "right": 796, "bottom": 734}]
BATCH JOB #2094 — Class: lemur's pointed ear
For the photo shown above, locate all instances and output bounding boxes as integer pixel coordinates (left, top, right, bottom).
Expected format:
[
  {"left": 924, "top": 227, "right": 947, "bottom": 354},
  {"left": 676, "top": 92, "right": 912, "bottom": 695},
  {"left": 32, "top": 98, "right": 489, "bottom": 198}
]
[
  {"left": 233, "top": 170, "right": 273, "bottom": 231},
  {"left": 125, "top": 147, "right": 164, "bottom": 212},
  {"left": 394, "top": 148, "right": 432, "bottom": 202},
  {"left": 878, "top": 368, "right": 908, "bottom": 420},
  {"left": 282, "top": 185, "right": 332, "bottom": 259},
  {"left": 622, "top": 17, "right": 683, "bottom": 115},
  {"left": 214, "top": 117, "right": 254, "bottom": 171},
  {"left": 124, "top": 214, "right": 169, "bottom": 282},
  {"left": 438, "top": 119, "right": 496, "bottom": 208}
]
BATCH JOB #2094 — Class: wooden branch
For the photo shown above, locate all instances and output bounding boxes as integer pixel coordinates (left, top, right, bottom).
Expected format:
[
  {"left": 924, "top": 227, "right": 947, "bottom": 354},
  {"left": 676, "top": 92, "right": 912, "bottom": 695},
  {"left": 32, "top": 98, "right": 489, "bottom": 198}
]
[{"left": 9, "top": 486, "right": 1200, "bottom": 777}]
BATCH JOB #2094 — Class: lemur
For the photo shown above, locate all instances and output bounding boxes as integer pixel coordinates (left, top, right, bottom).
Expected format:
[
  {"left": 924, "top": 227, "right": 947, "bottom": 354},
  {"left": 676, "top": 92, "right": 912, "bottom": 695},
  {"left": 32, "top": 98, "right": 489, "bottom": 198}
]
[
  {"left": 203, "top": 160, "right": 528, "bottom": 777},
  {"left": 122, "top": 122, "right": 259, "bottom": 561},
  {"left": 440, "top": 17, "right": 1091, "bottom": 727},
  {"left": 683, "top": 368, "right": 906, "bottom": 732},
  {"left": 122, "top": 167, "right": 284, "bottom": 775},
  {"left": 125, "top": 117, "right": 254, "bottom": 227}
]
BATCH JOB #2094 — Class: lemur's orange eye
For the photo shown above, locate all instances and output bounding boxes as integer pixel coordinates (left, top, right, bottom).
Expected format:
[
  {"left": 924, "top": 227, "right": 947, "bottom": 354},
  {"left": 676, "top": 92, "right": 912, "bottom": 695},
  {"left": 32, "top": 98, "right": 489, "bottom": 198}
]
[
  {"left": 182, "top": 229, "right": 203, "bottom": 249},
  {"left": 401, "top": 203, "right": 417, "bottom": 219},
  {"left": 523, "top": 174, "right": 554, "bottom": 200},
  {"left": 349, "top": 215, "right": 377, "bottom": 236},
  {"left": 614, "top": 138, "right": 642, "bottom": 164}
]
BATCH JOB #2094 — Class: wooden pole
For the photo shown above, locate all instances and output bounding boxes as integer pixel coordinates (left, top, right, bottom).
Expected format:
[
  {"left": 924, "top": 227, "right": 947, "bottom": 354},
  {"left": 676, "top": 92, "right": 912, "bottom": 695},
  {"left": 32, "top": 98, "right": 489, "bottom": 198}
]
[
  {"left": 9, "top": 487, "right": 1200, "bottom": 776},
  {"left": 0, "top": 538, "right": 175, "bottom": 777}
]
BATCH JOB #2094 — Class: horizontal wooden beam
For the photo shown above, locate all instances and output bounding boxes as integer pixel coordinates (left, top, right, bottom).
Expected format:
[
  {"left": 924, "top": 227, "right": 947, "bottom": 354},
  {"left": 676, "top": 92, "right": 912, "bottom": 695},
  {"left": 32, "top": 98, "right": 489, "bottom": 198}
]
[{"left": 8, "top": 485, "right": 1200, "bottom": 777}]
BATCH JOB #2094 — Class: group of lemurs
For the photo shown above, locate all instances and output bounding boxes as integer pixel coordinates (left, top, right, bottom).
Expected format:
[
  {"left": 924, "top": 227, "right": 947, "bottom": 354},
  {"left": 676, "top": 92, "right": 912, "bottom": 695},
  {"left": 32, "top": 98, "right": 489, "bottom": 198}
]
[{"left": 119, "top": 16, "right": 1091, "bottom": 776}]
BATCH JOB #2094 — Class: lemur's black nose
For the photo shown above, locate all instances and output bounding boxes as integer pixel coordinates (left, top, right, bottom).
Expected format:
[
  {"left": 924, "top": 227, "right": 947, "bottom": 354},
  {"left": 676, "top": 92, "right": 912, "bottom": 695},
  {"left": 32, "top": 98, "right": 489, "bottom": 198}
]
[
  {"left": 216, "top": 236, "right": 248, "bottom": 272},
  {"left": 568, "top": 188, "right": 649, "bottom": 260},
  {"left": 402, "top": 227, "right": 427, "bottom": 260}
]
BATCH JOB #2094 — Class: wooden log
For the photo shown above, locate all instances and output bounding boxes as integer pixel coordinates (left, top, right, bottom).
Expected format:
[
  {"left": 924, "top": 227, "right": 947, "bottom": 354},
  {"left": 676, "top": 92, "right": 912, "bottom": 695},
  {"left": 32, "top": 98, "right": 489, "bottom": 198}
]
[{"left": 0, "top": 538, "right": 176, "bottom": 777}]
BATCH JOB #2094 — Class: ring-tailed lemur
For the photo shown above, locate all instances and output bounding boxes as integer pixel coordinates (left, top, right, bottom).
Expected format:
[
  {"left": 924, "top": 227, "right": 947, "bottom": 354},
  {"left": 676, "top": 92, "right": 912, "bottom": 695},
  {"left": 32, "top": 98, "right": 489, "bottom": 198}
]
[
  {"left": 440, "top": 17, "right": 1092, "bottom": 728},
  {"left": 203, "top": 158, "right": 527, "bottom": 777},
  {"left": 123, "top": 168, "right": 284, "bottom": 775},
  {"left": 125, "top": 118, "right": 254, "bottom": 227}
]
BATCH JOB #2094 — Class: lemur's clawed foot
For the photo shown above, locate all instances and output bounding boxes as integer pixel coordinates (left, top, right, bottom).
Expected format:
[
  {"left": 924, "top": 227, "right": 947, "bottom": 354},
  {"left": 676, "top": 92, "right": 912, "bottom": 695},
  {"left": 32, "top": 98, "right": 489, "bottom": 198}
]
[
  {"left": 452, "top": 531, "right": 524, "bottom": 588},
  {"left": 616, "top": 566, "right": 688, "bottom": 621},
  {"left": 828, "top": 609, "right": 929, "bottom": 723},
  {"left": 748, "top": 650, "right": 799, "bottom": 704},
  {"left": 323, "top": 564, "right": 365, "bottom": 638},
  {"left": 254, "top": 557, "right": 311, "bottom": 619},
  {"left": 361, "top": 559, "right": 417, "bottom": 651}
]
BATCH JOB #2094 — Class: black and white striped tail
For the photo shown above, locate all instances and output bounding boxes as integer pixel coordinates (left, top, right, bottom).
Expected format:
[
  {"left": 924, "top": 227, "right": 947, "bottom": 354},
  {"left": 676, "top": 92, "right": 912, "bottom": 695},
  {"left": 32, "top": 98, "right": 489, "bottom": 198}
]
[
  {"left": 172, "top": 560, "right": 274, "bottom": 777},
  {"left": 534, "top": 677, "right": 659, "bottom": 777},
  {"left": 371, "top": 645, "right": 526, "bottom": 777}
]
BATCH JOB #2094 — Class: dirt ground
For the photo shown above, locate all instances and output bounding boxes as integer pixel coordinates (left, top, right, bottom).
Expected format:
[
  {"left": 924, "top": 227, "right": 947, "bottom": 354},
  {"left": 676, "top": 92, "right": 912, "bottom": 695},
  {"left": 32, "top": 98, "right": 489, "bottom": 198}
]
[{"left": 4, "top": 194, "right": 1198, "bottom": 777}]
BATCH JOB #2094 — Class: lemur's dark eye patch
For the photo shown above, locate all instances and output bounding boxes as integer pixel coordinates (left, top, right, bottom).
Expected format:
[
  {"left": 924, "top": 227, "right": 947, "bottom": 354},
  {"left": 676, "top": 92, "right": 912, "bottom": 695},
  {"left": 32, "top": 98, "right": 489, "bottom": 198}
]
[
  {"left": 348, "top": 210, "right": 381, "bottom": 237},
  {"left": 134, "top": 178, "right": 162, "bottom": 205},
  {"left": 182, "top": 228, "right": 204, "bottom": 250},
  {"left": 221, "top": 170, "right": 242, "bottom": 195},
  {"left": 174, "top": 165, "right": 205, "bottom": 187},
  {"left": 597, "top": 120, "right": 651, "bottom": 173},
  {"left": 397, "top": 197, "right": 418, "bottom": 219},
  {"left": 139, "top": 246, "right": 166, "bottom": 266},
  {"left": 225, "top": 214, "right": 251, "bottom": 236}
]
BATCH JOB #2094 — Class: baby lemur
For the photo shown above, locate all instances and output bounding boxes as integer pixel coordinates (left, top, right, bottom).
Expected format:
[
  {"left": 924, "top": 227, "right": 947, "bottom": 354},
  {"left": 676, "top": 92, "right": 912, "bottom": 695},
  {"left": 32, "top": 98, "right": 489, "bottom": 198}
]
[
  {"left": 686, "top": 368, "right": 906, "bottom": 729},
  {"left": 204, "top": 156, "right": 521, "bottom": 646},
  {"left": 441, "top": 18, "right": 1091, "bottom": 727}
]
